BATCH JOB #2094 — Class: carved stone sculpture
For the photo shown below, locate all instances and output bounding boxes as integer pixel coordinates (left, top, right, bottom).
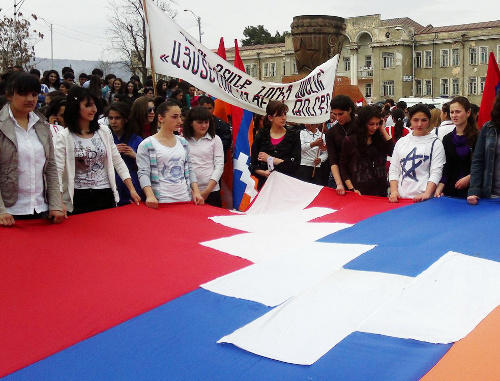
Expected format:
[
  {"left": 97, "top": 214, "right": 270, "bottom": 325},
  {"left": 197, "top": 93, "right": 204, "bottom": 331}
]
[{"left": 290, "top": 15, "right": 346, "bottom": 75}]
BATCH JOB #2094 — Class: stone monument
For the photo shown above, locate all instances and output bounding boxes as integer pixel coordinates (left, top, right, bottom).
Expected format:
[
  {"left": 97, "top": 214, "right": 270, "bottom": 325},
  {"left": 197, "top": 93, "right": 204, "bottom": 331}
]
[
  {"left": 291, "top": 15, "right": 346, "bottom": 75},
  {"left": 285, "top": 15, "right": 363, "bottom": 103}
]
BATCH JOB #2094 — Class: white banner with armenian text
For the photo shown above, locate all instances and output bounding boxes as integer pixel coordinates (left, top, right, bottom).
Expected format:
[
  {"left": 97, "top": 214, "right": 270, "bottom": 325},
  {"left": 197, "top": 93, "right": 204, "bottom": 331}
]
[{"left": 143, "top": 0, "right": 338, "bottom": 123}]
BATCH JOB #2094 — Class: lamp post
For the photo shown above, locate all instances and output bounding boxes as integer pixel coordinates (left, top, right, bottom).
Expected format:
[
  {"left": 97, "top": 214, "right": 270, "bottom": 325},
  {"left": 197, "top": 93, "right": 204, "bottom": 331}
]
[{"left": 183, "top": 9, "right": 202, "bottom": 43}]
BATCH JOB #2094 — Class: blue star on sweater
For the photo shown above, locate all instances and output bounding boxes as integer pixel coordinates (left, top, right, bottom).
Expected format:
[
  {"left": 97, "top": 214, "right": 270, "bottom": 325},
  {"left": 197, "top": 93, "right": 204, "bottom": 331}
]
[{"left": 400, "top": 147, "right": 429, "bottom": 182}]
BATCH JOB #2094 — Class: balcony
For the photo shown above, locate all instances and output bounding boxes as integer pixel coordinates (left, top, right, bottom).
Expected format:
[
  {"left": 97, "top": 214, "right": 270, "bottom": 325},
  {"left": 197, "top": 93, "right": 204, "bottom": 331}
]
[{"left": 358, "top": 67, "right": 373, "bottom": 79}]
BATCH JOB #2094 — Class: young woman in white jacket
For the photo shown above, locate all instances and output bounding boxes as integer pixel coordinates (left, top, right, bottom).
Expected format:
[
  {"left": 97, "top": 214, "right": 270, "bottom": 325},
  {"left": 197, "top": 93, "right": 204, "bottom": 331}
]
[
  {"left": 389, "top": 103, "right": 445, "bottom": 203},
  {"left": 55, "top": 87, "right": 140, "bottom": 215}
]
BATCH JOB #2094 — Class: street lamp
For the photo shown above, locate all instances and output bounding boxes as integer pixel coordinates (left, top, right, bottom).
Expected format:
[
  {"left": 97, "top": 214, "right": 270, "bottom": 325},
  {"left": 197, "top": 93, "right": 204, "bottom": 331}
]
[{"left": 183, "top": 9, "right": 202, "bottom": 43}]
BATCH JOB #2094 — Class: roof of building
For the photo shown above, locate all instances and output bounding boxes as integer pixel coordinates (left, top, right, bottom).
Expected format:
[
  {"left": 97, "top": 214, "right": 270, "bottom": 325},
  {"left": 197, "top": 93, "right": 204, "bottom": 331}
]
[
  {"left": 381, "top": 17, "right": 426, "bottom": 34},
  {"left": 418, "top": 20, "right": 500, "bottom": 34},
  {"left": 223, "top": 42, "right": 285, "bottom": 53}
]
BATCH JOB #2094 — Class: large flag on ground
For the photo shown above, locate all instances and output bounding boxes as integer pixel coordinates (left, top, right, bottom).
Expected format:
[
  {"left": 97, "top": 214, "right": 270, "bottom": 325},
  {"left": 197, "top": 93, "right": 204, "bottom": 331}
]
[
  {"left": 142, "top": 0, "right": 338, "bottom": 123},
  {"left": 478, "top": 52, "right": 500, "bottom": 128},
  {"left": 231, "top": 40, "right": 258, "bottom": 211},
  {"left": 2, "top": 173, "right": 500, "bottom": 379}
]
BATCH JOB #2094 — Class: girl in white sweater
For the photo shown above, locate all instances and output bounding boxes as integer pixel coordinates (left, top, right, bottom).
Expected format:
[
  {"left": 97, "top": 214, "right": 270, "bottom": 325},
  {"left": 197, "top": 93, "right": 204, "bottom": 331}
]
[
  {"left": 389, "top": 104, "right": 445, "bottom": 203},
  {"left": 55, "top": 87, "right": 140, "bottom": 214}
]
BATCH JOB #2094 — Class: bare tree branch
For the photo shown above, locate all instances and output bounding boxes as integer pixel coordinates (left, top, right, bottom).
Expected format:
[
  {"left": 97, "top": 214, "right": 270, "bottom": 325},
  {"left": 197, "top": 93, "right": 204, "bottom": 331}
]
[
  {"left": 0, "top": 13, "right": 41, "bottom": 72},
  {"left": 107, "top": 0, "right": 176, "bottom": 83}
]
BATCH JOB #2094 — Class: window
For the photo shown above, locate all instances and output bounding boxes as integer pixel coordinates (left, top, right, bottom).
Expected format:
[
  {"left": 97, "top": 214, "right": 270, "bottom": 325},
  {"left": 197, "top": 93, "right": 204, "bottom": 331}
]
[
  {"left": 250, "top": 64, "right": 257, "bottom": 77},
  {"left": 282, "top": 61, "right": 286, "bottom": 77},
  {"left": 468, "top": 77, "right": 477, "bottom": 95},
  {"left": 440, "top": 78, "right": 449, "bottom": 96},
  {"left": 452, "top": 49, "right": 460, "bottom": 66},
  {"left": 480, "top": 47, "right": 488, "bottom": 64},
  {"left": 382, "top": 80, "right": 394, "bottom": 96},
  {"left": 414, "top": 51, "right": 422, "bottom": 68},
  {"left": 469, "top": 47, "right": 478, "bottom": 65},
  {"left": 292, "top": 62, "right": 298, "bottom": 75},
  {"left": 452, "top": 78, "right": 460, "bottom": 95},
  {"left": 382, "top": 52, "right": 394, "bottom": 68},
  {"left": 440, "top": 50, "right": 449, "bottom": 67},
  {"left": 344, "top": 57, "right": 351, "bottom": 71},
  {"left": 365, "top": 55, "right": 372, "bottom": 67},
  {"left": 425, "top": 50, "right": 432, "bottom": 68},
  {"left": 270, "top": 62, "right": 276, "bottom": 77},
  {"left": 263, "top": 62, "right": 269, "bottom": 77},
  {"left": 415, "top": 79, "right": 422, "bottom": 96},
  {"left": 365, "top": 83, "right": 372, "bottom": 98},
  {"left": 244, "top": 64, "right": 251, "bottom": 75},
  {"left": 480, "top": 76, "right": 486, "bottom": 94},
  {"left": 425, "top": 79, "right": 432, "bottom": 96}
]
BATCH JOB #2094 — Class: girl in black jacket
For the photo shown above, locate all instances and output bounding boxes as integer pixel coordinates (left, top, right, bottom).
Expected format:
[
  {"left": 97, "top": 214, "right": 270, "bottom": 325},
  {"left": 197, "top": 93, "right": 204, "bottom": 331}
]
[{"left": 250, "top": 101, "right": 300, "bottom": 190}]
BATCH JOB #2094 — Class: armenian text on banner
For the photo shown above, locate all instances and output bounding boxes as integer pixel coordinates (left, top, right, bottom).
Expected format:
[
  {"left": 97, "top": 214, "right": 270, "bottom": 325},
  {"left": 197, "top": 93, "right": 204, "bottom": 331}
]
[{"left": 142, "top": 0, "right": 339, "bottom": 124}]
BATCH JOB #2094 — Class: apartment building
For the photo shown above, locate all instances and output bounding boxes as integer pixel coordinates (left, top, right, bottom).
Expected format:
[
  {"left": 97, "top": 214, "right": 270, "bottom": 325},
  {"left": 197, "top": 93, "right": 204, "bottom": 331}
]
[{"left": 224, "top": 15, "right": 500, "bottom": 104}]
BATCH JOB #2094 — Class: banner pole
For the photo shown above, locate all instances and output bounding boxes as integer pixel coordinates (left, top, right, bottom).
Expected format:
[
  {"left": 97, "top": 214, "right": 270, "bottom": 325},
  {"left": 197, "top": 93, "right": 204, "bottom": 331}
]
[
  {"left": 142, "top": 0, "right": 158, "bottom": 96},
  {"left": 311, "top": 123, "right": 325, "bottom": 179}
]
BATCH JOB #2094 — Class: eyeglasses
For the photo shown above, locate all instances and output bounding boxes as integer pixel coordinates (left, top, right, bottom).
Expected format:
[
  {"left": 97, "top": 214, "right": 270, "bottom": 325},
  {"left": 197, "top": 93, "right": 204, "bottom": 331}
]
[{"left": 147, "top": 107, "right": 156, "bottom": 113}]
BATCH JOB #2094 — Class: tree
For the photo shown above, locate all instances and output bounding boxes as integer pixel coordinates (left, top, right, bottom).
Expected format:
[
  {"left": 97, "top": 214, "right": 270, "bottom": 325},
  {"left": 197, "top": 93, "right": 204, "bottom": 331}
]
[
  {"left": 241, "top": 25, "right": 289, "bottom": 46},
  {"left": 0, "top": 12, "right": 43, "bottom": 72},
  {"left": 97, "top": 58, "right": 113, "bottom": 77},
  {"left": 107, "top": 0, "right": 176, "bottom": 83}
]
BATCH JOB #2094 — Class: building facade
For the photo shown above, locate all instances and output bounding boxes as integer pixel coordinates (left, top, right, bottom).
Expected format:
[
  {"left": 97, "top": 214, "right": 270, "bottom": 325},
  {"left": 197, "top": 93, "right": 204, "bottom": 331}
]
[
  {"left": 225, "top": 37, "right": 298, "bottom": 83},
  {"left": 225, "top": 15, "right": 500, "bottom": 105}
]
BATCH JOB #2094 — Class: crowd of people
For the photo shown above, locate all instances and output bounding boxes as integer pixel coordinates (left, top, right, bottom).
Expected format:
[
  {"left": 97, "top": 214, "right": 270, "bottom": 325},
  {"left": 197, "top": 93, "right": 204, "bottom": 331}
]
[{"left": 0, "top": 64, "right": 499, "bottom": 227}]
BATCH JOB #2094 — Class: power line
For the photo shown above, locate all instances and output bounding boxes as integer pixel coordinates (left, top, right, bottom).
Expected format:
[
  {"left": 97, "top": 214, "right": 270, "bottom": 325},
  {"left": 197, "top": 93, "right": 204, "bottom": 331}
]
[{"left": 23, "top": 7, "right": 109, "bottom": 41}]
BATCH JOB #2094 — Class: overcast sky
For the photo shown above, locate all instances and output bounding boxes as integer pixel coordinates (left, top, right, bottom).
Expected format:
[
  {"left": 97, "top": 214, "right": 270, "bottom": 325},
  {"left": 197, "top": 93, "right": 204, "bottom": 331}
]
[{"left": 2, "top": 0, "right": 500, "bottom": 62}]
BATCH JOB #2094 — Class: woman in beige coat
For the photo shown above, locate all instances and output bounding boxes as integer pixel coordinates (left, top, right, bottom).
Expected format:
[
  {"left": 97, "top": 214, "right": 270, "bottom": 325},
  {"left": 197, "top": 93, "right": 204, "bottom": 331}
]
[{"left": 0, "top": 72, "right": 63, "bottom": 226}]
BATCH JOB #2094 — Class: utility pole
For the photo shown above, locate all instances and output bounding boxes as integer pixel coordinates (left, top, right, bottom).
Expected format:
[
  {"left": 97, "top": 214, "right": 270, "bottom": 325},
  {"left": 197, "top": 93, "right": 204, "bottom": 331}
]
[
  {"left": 13, "top": 0, "right": 27, "bottom": 23},
  {"left": 184, "top": 9, "right": 202, "bottom": 43},
  {"left": 38, "top": 16, "right": 54, "bottom": 69}
]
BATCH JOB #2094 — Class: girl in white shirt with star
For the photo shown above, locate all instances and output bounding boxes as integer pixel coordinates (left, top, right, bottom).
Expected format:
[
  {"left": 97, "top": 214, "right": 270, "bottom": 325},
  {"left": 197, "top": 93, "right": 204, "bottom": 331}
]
[{"left": 389, "top": 103, "right": 445, "bottom": 203}]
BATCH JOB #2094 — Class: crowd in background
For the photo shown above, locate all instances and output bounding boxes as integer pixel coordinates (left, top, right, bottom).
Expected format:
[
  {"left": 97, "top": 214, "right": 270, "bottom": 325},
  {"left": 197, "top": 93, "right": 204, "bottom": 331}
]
[{"left": 0, "top": 64, "right": 499, "bottom": 227}]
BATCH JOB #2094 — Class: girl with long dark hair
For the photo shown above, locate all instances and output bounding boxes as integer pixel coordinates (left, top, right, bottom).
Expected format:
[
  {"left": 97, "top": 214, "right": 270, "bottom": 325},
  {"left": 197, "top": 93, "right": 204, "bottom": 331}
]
[
  {"left": 105, "top": 102, "right": 145, "bottom": 206},
  {"left": 340, "top": 105, "right": 394, "bottom": 196},
  {"left": 183, "top": 107, "right": 224, "bottom": 207},
  {"left": 130, "top": 96, "right": 157, "bottom": 138},
  {"left": 250, "top": 101, "right": 301, "bottom": 190},
  {"left": 55, "top": 86, "right": 140, "bottom": 214},
  {"left": 136, "top": 101, "right": 203, "bottom": 207},
  {"left": 41, "top": 69, "right": 60, "bottom": 92}
]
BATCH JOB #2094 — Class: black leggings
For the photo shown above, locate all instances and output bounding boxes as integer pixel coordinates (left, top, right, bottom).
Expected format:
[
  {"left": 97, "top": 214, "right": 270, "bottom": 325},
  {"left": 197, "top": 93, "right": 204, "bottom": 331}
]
[
  {"left": 72, "top": 188, "right": 116, "bottom": 215},
  {"left": 205, "top": 190, "right": 222, "bottom": 208}
]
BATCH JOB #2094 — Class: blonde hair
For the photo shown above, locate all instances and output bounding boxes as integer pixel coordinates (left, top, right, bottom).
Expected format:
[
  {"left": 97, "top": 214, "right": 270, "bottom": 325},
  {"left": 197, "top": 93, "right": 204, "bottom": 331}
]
[{"left": 429, "top": 108, "right": 441, "bottom": 129}]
